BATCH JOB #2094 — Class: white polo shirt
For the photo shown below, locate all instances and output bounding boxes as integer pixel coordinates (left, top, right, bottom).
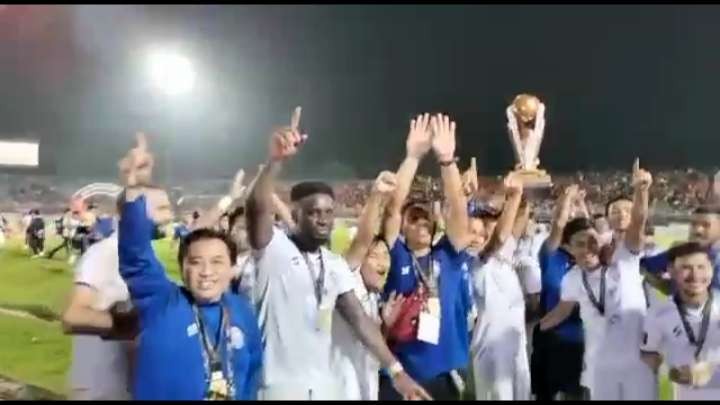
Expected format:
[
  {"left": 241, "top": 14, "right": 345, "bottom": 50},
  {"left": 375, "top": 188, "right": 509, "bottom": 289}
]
[
  {"left": 514, "top": 231, "right": 547, "bottom": 296},
  {"left": 330, "top": 267, "right": 381, "bottom": 400},
  {"left": 69, "top": 234, "right": 133, "bottom": 400},
  {"left": 561, "top": 244, "right": 648, "bottom": 386},
  {"left": 253, "top": 228, "right": 356, "bottom": 400},
  {"left": 641, "top": 291, "right": 720, "bottom": 400}
]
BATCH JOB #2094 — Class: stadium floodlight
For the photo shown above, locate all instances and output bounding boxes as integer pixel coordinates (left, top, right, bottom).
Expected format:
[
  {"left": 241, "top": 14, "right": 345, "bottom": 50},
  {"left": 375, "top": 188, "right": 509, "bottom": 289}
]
[{"left": 147, "top": 50, "right": 196, "bottom": 96}]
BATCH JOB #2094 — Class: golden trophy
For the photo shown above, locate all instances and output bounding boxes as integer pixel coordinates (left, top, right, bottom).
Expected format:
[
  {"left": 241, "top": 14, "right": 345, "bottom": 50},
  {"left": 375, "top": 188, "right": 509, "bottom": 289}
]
[{"left": 506, "top": 93, "right": 552, "bottom": 189}]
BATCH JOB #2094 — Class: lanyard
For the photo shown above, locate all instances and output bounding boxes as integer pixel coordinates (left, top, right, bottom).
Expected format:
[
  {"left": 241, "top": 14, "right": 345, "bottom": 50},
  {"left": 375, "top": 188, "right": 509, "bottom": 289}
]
[
  {"left": 581, "top": 267, "right": 607, "bottom": 316},
  {"left": 411, "top": 252, "right": 438, "bottom": 297},
  {"left": 191, "top": 303, "right": 235, "bottom": 400},
  {"left": 301, "top": 250, "right": 326, "bottom": 308},
  {"left": 673, "top": 291, "right": 713, "bottom": 360}
]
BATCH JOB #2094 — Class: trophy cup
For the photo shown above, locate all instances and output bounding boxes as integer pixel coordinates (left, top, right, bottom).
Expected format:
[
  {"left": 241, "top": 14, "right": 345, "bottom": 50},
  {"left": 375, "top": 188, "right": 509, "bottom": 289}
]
[{"left": 506, "top": 93, "right": 552, "bottom": 190}]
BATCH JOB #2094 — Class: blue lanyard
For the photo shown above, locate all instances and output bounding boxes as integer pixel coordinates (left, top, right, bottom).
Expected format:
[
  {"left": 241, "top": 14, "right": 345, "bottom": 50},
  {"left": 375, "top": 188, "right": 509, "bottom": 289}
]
[{"left": 191, "top": 303, "right": 235, "bottom": 400}]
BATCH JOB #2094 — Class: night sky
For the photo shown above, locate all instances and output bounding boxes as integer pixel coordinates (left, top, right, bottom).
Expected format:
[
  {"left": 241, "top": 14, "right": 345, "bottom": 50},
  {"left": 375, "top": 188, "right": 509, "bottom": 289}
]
[{"left": 1, "top": 5, "right": 720, "bottom": 180}]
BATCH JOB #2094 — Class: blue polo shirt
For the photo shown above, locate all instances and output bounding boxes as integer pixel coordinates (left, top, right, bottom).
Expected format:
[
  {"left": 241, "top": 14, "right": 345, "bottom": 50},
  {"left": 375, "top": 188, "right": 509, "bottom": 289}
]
[
  {"left": 641, "top": 246, "right": 720, "bottom": 290},
  {"left": 538, "top": 243, "right": 583, "bottom": 343},
  {"left": 382, "top": 236, "right": 473, "bottom": 383}
]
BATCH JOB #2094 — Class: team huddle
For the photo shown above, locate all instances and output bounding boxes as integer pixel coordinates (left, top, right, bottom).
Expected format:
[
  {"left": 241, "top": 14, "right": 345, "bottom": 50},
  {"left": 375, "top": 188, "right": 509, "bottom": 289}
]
[{"left": 59, "top": 107, "right": 720, "bottom": 401}]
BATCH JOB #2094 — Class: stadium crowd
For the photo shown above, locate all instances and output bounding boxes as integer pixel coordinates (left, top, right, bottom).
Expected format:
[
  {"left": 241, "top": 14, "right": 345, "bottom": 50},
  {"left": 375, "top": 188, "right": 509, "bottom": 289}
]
[{"left": 3, "top": 106, "right": 720, "bottom": 401}]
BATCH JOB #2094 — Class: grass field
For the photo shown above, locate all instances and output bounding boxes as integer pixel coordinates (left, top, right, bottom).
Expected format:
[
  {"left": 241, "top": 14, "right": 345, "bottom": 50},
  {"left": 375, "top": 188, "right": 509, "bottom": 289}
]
[{"left": 0, "top": 224, "right": 676, "bottom": 398}]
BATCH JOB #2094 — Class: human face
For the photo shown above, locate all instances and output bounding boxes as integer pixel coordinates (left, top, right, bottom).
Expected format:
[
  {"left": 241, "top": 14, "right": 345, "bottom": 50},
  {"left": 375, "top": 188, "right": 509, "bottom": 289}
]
[
  {"left": 230, "top": 217, "right": 249, "bottom": 254},
  {"left": 360, "top": 241, "right": 391, "bottom": 293},
  {"left": 182, "top": 238, "right": 234, "bottom": 303},
  {"left": 671, "top": 252, "right": 713, "bottom": 302},
  {"left": 401, "top": 206, "right": 433, "bottom": 250},
  {"left": 568, "top": 228, "right": 602, "bottom": 270},
  {"left": 296, "top": 194, "right": 335, "bottom": 244},
  {"left": 607, "top": 199, "right": 633, "bottom": 232},
  {"left": 145, "top": 189, "right": 174, "bottom": 226},
  {"left": 689, "top": 213, "right": 720, "bottom": 247},
  {"left": 466, "top": 218, "right": 488, "bottom": 256}
]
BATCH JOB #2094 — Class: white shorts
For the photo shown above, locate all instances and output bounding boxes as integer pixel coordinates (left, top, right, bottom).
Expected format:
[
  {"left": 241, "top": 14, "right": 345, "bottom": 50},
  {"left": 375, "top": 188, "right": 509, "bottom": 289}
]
[{"left": 589, "top": 362, "right": 658, "bottom": 400}]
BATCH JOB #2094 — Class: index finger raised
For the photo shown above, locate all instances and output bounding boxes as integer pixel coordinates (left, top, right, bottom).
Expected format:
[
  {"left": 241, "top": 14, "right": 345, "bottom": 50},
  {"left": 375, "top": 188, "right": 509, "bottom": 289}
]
[
  {"left": 290, "top": 106, "right": 302, "bottom": 131},
  {"left": 135, "top": 132, "right": 148, "bottom": 151}
]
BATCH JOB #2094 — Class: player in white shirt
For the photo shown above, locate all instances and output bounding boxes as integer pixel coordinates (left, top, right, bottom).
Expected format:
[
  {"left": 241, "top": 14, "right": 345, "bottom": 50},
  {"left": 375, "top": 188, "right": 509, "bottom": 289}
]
[
  {"left": 61, "top": 233, "right": 135, "bottom": 400},
  {"left": 539, "top": 159, "right": 657, "bottom": 400},
  {"left": 640, "top": 242, "right": 720, "bottom": 400},
  {"left": 331, "top": 171, "right": 397, "bottom": 400},
  {"left": 469, "top": 172, "right": 531, "bottom": 400},
  {"left": 244, "top": 107, "right": 430, "bottom": 400}
]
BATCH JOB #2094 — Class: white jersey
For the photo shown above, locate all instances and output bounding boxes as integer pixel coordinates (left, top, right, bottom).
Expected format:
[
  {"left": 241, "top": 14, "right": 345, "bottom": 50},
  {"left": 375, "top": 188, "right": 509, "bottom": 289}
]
[
  {"left": 641, "top": 291, "right": 720, "bottom": 400},
  {"left": 330, "top": 268, "right": 380, "bottom": 400},
  {"left": 253, "top": 228, "right": 356, "bottom": 400},
  {"left": 561, "top": 244, "right": 655, "bottom": 398},
  {"left": 69, "top": 234, "right": 132, "bottom": 400},
  {"left": 232, "top": 253, "right": 255, "bottom": 298},
  {"left": 471, "top": 237, "right": 530, "bottom": 400},
  {"left": 513, "top": 231, "right": 546, "bottom": 296}
]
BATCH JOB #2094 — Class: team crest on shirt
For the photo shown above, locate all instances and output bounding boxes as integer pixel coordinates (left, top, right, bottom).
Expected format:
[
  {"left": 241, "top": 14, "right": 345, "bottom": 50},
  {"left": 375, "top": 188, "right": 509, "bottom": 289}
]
[
  {"left": 229, "top": 326, "right": 245, "bottom": 350},
  {"left": 672, "top": 325, "right": 682, "bottom": 338},
  {"left": 401, "top": 265, "right": 410, "bottom": 275},
  {"left": 291, "top": 256, "right": 302, "bottom": 266},
  {"left": 187, "top": 323, "right": 199, "bottom": 337}
]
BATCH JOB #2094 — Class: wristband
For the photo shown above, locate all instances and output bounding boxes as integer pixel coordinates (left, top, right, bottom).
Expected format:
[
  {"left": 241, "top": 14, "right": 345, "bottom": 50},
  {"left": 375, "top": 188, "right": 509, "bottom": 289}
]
[
  {"left": 438, "top": 157, "right": 458, "bottom": 167},
  {"left": 217, "top": 196, "right": 233, "bottom": 213},
  {"left": 388, "top": 361, "right": 404, "bottom": 378}
]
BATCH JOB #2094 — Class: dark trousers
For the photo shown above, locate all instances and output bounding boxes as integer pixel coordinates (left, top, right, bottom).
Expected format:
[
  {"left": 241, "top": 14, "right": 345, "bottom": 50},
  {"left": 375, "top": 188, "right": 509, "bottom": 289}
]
[
  {"left": 379, "top": 371, "right": 463, "bottom": 401},
  {"left": 28, "top": 235, "right": 44, "bottom": 255},
  {"left": 530, "top": 325, "right": 586, "bottom": 400},
  {"left": 47, "top": 237, "right": 70, "bottom": 259}
]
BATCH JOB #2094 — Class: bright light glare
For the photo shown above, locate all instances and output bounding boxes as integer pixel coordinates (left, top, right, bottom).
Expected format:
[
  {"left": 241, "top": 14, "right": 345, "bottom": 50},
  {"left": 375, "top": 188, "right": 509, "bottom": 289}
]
[
  {"left": 148, "top": 51, "right": 196, "bottom": 96},
  {"left": 0, "top": 141, "right": 39, "bottom": 167}
]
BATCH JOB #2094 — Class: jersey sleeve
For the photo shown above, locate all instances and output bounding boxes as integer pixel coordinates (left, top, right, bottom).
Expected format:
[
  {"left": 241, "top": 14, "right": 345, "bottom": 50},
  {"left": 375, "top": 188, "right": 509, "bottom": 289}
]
[
  {"left": 560, "top": 270, "right": 582, "bottom": 303},
  {"left": 331, "top": 254, "right": 357, "bottom": 296},
  {"left": 640, "top": 306, "right": 664, "bottom": 354},
  {"left": 521, "top": 256, "right": 543, "bottom": 295},
  {"left": 73, "top": 241, "right": 109, "bottom": 288}
]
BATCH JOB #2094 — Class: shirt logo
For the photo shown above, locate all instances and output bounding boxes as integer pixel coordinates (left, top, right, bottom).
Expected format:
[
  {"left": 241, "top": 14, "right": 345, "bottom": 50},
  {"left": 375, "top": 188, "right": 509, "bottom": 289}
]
[
  {"left": 187, "top": 323, "right": 198, "bottom": 337},
  {"left": 401, "top": 265, "right": 410, "bottom": 275},
  {"left": 291, "top": 256, "right": 302, "bottom": 266},
  {"left": 672, "top": 325, "right": 682, "bottom": 338},
  {"left": 229, "top": 326, "right": 245, "bottom": 350}
]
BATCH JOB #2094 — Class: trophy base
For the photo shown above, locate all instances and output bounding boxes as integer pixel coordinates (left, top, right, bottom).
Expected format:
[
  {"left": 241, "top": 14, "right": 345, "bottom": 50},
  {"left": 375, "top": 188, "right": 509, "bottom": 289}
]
[{"left": 513, "top": 169, "right": 553, "bottom": 200}]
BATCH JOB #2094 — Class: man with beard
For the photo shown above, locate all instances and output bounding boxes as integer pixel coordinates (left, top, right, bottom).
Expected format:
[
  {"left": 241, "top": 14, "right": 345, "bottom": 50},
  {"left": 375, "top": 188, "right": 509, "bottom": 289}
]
[
  {"left": 245, "top": 107, "right": 429, "bottom": 400},
  {"left": 379, "top": 113, "right": 471, "bottom": 400},
  {"left": 640, "top": 242, "right": 720, "bottom": 400},
  {"left": 540, "top": 159, "right": 657, "bottom": 400}
]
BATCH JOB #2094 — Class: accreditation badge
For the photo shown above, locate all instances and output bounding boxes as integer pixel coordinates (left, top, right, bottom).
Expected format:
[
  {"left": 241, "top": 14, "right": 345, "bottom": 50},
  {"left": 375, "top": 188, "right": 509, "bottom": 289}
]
[
  {"left": 315, "top": 294, "right": 333, "bottom": 334},
  {"left": 207, "top": 371, "right": 229, "bottom": 400}
]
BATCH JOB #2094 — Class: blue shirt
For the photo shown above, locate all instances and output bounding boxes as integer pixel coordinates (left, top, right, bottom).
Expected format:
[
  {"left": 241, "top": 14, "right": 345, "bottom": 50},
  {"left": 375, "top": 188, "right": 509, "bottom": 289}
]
[
  {"left": 641, "top": 247, "right": 720, "bottom": 290},
  {"left": 538, "top": 242, "right": 584, "bottom": 343},
  {"left": 382, "top": 236, "right": 473, "bottom": 382},
  {"left": 174, "top": 223, "right": 191, "bottom": 241},
  {"left": 93, "top": 217, "right": 115, "bottom": 239},
  {"left": 119, "top": 196, "right": 262, "bottom": 400}
]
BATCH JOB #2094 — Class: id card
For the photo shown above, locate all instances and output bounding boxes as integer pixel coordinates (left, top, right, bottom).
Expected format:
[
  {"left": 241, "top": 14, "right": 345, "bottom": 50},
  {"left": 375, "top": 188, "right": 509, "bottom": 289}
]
[
  {"left": 426, "top": 297, "right": 441, "bottom": 318},
  {"left": 315, "top": 305, "right": 333, "bottom": 334},
  {"left": 417, "top": 311, "right": 440, "bottom": 345},
  {"left": 208, "top": 371, "right": 229, "bottom": 399}
]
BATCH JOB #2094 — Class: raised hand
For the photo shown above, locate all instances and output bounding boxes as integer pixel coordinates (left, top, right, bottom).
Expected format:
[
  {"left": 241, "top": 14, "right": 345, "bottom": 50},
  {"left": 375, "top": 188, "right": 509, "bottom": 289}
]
[
  {"left": 503, "top": 170, "right": 524, "bottom": 197},
  {"left": 229, "top": 169, "right": 247, "bottom": 200},
  {"left": 406, "top": 113, "right": 432, "bottom": 159},
  {"left": 462, "top": 157, "right": 479, "bottom": 196},
  {"left": 631, "top": 158, "right": 653, "bottom": 190},
  {"left": 430, "top": 113, "right": 457, "bottom": 162},
  {"left": 118, "top": 132, "right": 154, "bottom": 187},
  {"left": 372, "top": 171, "right": 398, "bottom": 196},
  {"left": 269, "top": 106, "right": 307, "bottom": 162},
  {"left": 380, "top": 291, "right": 406, "bottom": 328}
]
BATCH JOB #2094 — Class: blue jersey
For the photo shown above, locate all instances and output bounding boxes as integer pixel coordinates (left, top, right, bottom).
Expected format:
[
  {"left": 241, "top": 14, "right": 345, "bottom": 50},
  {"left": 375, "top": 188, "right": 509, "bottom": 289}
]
[
  {"left": 383, "top": 236, "right": 473, "bottom": 382},
  {"left": 538, "top": 243, "right": 584, "bottom": 343},
  {"left": 119, "top": 197, "right": 262, "bottom": 400}
]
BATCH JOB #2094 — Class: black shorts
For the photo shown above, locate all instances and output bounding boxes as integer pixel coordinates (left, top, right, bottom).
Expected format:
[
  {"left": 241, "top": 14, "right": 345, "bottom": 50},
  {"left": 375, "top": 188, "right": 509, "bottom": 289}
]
[{"left": 530, "top": 325, "right": 585, "bottom": 400}]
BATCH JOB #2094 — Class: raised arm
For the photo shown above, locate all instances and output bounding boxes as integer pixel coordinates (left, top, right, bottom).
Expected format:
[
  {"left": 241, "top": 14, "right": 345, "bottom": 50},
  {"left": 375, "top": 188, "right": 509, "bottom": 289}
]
[
  {"left": 483, "top": 172, "right": 524, "bottom": 256},
  {"left": 117, "top": 133, "right": 174, "bottom": 313},
  {"left": 271, "top": 192, "right": 296, "bottom": 232},
  {"left": 430, "top": 114, "right": 468, "bottom": 251},
  {"left": 625, "top": 158, "right": 652, "bottom": 254},
  {"left": 383, "top": 113, "right": 432, "bottom": 247},
  {"left": 345, "top": 171, "right": 397, "bottom": 269},
  {"left": 512, "top": 201, "right": 532, "bottom": 240},
  {"left": 192, "top": 169, "right": 246, "bottom": 231},
  {"left": 546, "top": 185, "right": 578, "bottom": 253},
  {"left": 246, "top": 107, "right": 305, "bottom": 250}
]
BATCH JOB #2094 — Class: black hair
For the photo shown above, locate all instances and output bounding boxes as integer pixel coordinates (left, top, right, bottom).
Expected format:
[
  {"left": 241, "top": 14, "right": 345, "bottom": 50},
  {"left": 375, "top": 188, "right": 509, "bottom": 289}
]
[
  {"left": 667, "top": 241, "right": 710, "bottom": 264},
  {"left": 228, "top": 205, "right": 246, "bottom": 234},
  {"left": 290, "top": 181, "right": 335, "bottom": 202},
  {"left": 178, "top": 228, "right": 238, "bottom": 268},
  {"left": 605, "top": 195, "right": 633, "bottom": 216},
  {"left": 192, "top": 211, "right": 200, "bottom": 220},
  {"left": 562, "top": 217, "right": 594, "bottom": 245},
  {"left": 693, "top": 205, "right": 720, "bottom": 216}
]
